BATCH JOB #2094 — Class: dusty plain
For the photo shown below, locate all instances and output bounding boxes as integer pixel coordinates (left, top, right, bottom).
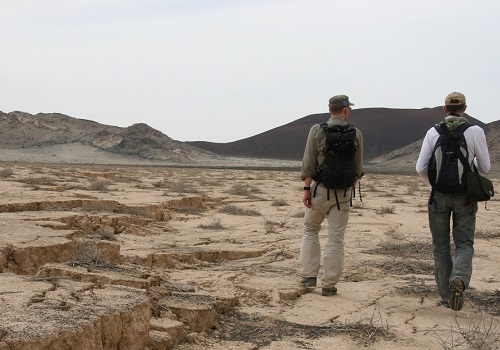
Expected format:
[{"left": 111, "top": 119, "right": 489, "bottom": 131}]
[{"left": 0, "top": 154, "right": 499, "bottom": 349}]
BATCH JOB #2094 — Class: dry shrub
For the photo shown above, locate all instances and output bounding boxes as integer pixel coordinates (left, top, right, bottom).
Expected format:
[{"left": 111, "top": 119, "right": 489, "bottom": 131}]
[
  {"left": 89, "top": 178, "right": 112, "bottom": 192},
  {"left": 366, "top": 237, "right": 435, "bottom": 276},
  {"left": 292, "top": 211, "right": 305, "bottom": 218},
  {"left": 468, "top": 289, "right": 500, "bottom": 316},
  {"left": 229, "top": 183, "right": 262, "bottom": 196},
  {"left": 94, "top": 227, "right": 117, "bottom": 241},
  {"left": 264, "top": 219, "right": 278, "bottom": 233},
  {"left": 352, "top": 202, "right": 365, "bottom": 209},
  {"left": 151, "top": 179, "right": 167, "bottom": 188},
  {"left": 396, "top": 281, "right": 437, "bottom": 297},
  {"left": 374, "top": 259, "right": 434, "bottom": 275},
  {"left": 271, "top": 198, "right": 288, "bottom": 207},
  {"left": 264, "top": 213, "right": 289, "bottom": 232},
  {"left": 376, "top": 206, "right": 395, "bottom": 215},
  {"left": 168, "top": 180, "right": 199, "bottom": 194},
  {"left": 71, "top": 241, "right": 104, "bottom": 266},
  {"left": 476, "top": 229, "right": 500, "bottom": 239},
  {"left": 198, "top": 218, "right": 225, "bottom": 230},
  {"left": 366, "top": 239, "right": 433, "bottom": 260},
  {"left": 0, "top": 168, "right": 13, "bottom": 178},
  {"left": 212, "top": 305, "right": 393, "bottom": 348},
  {"left": 432, "top": 311, "right": 500, "bottom": 350},
  {"left": 391, "top": 198, "right": 407, "bottom": 204},
  {"left": 114, "top": 175, "right": 138, "bottom": 183},
  {"left": 21, "top": 176, "right": 56, "bottom": 186},
  {"left": 220, "top": 204, "right": 261, "bottom": 216}
]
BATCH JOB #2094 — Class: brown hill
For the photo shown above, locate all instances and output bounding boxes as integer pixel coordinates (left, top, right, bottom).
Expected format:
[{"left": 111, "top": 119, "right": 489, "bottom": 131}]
[
  {"left": 0, "top": 111, "right": 214, "bottom": 163},
  {"left": 0, "top": 109, "right": 497, "bottom": 174},
  {"left": 188, "top": 107, "right": 487, "bottom": 161}
]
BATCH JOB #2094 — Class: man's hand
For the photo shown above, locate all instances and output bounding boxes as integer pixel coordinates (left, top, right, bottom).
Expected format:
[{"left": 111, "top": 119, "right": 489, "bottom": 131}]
[{"left": 303, "top": 190, "right": 311, "bottom": 208}]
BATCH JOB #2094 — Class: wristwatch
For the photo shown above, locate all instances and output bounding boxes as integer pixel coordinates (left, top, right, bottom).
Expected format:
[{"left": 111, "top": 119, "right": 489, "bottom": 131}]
[{"left": 303, "top": 186, "right": 311, "bottom": 191}]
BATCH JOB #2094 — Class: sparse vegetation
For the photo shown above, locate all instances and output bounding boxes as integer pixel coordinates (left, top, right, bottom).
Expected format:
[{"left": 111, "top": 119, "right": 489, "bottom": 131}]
[
  {"left": 367, "top": 238, "right": 433, "bottom": 260},
  {"left": 93, "top": 227, "right": 117, "bottom": 241},
  {"left": 468, "top": 290, "right": 500, "bottom": 316},
  {"left": 219, "top": 204, "right": 261, "bottom": 216},
  {"left": 88, "top": 178, "right": 112, "bottom": 192},
  {"left": 212, "top": 305, "right": 393, "bottom": 347},
  {"left": 2, "top": 162, "right": 499, "bottom": 349},
  {"left": 476, "top": 229, "right": 500, "bottom": 239},
  {"left": 264, "top": 219, "right": 278, "bottom": 233},
  {"left": 391, "top": 198, "right": 407, "bottom": 204},
  {"left": 374, "top": 259, "right": 434, "bottom": 275},
  {"left": 229, "top": 182, "right": 262, "bottom": 196},
  {"left": 352, "top": 202, "right": 365, "bottom": 209},
  {"left": 71, "top": 241, "right": 105, "bottom": 266},
  {"left": 21, "top": 176, "right": 56, "bottom": 186},
  {"left": 0, "top": 168, "right": 13, "bottom": 178},
  {"left": 271, "top": 198, "right": 288, "bottom": 207},
  {"left": 432, "top": 311, "right": 500, "bottom": 350},
  {"left": 263, "top": 212, "right": 290, "bottom": 232},
  {"left": 376, "top": 205, "right": 396, "bottom": 215},
  {"left": 198, "top": 218, "right": 225, "bottom": 230},
  {"left": 168, "top": 180, "right": 200, "bottom": 194}
]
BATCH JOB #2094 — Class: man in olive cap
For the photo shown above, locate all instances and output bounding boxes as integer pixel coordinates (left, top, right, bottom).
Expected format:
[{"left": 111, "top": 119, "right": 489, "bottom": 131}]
[
  {"left": 416, "top": 92, "right": 491, "bottom": 311},
  {"left": 299, "top": 94, "right": 364, "bottom": 296}
]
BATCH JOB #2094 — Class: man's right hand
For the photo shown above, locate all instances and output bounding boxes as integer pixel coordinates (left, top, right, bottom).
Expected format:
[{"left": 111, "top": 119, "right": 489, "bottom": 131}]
[{"left": 303, "top": 190, "right": 311, "bottom": 208}]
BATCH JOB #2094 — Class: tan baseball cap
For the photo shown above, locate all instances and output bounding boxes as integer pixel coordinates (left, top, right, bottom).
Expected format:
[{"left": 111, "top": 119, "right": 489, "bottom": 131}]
[
  {"left": 328, "top": 95, "right": 354, "bottom": 110},
  {"left": 445, "top": 92, "right": 466, "bottom": 105}
]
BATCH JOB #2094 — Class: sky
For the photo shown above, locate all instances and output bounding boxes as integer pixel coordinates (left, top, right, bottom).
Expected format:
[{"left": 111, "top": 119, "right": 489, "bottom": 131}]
[{"left": 1, "top": 0, "right": 499, "bottom": 143}]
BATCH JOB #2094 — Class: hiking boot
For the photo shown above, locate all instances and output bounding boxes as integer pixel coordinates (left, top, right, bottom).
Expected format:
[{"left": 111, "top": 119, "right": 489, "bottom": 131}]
[
  {"left": 321, "top": 287, "right": 337, "bottom": 296},
  {"left": 300, "top": 277, "right": 317, "bottom": 287},
  {"left": 449, "top": 277, "right": 465, "bottom": 311}
]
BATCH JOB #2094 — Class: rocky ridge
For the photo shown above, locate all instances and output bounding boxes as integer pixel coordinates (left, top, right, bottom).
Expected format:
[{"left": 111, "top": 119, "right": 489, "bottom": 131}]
[{"left": 0, "top": 111, "right": 215, "bottom": 163}]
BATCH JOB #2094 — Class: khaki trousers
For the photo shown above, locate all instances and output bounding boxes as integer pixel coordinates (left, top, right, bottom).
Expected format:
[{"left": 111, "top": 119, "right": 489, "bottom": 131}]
[{"left": 300, "top": 182, "right": 351, "bottom": 288}]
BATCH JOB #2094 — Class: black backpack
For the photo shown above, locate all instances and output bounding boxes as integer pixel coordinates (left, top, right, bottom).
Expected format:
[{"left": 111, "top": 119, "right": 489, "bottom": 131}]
[
  {"left": 428, "top": 122, "right": 471, "bottom": 193},
  {"left": 313, "top": 122, "right": 357, "bottom": 208}
]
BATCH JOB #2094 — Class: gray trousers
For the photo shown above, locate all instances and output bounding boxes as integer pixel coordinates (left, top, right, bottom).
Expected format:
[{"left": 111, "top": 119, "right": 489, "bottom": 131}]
[
  {"left": 428, "top": 190, "right": 477, "bottom": 300},
  {"left": 300, "top": 182, "right": 351, "bottom": 288}
]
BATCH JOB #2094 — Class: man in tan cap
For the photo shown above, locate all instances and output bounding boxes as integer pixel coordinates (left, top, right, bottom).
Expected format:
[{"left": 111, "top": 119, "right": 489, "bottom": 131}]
[
  {"left": 416, "top": 92, "right": 491, "bottom": 311},
  {"left": 299, "top": 94, "right": 364, "bottom": 296}
]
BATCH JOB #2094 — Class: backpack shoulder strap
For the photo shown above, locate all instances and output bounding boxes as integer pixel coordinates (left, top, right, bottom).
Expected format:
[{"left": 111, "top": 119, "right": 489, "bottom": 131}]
[{"left": 456, "top": 122, "right": 471, "bottom": 133}]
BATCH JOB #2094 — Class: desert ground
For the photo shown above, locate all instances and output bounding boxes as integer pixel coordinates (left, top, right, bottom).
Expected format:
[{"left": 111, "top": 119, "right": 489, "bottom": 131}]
[{"left": 0, "top": 158, "right": 499, "bottom": 350}]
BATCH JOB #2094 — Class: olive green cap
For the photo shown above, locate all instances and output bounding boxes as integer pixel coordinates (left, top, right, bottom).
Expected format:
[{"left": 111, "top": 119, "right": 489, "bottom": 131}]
[{"left": 328, "top": 95, "right": 354, "bottom": 110}]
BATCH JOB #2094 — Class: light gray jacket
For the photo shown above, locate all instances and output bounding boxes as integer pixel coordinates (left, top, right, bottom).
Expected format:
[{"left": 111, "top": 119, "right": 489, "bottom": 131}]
[{"left": 416, "top": 124, "right": 491, "bottom": 186}]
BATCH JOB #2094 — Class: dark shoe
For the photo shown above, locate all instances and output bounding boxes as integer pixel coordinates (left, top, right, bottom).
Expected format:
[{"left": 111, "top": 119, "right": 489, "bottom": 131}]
[
  {"left": 321, "top": 287, "right": 337, "bottom": 296},
  {"left": 449, "top": 277, "right": 465, "bottom": 311},
  {"left": 300, "top": 277, "right": 317, "bottom": 287}
]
